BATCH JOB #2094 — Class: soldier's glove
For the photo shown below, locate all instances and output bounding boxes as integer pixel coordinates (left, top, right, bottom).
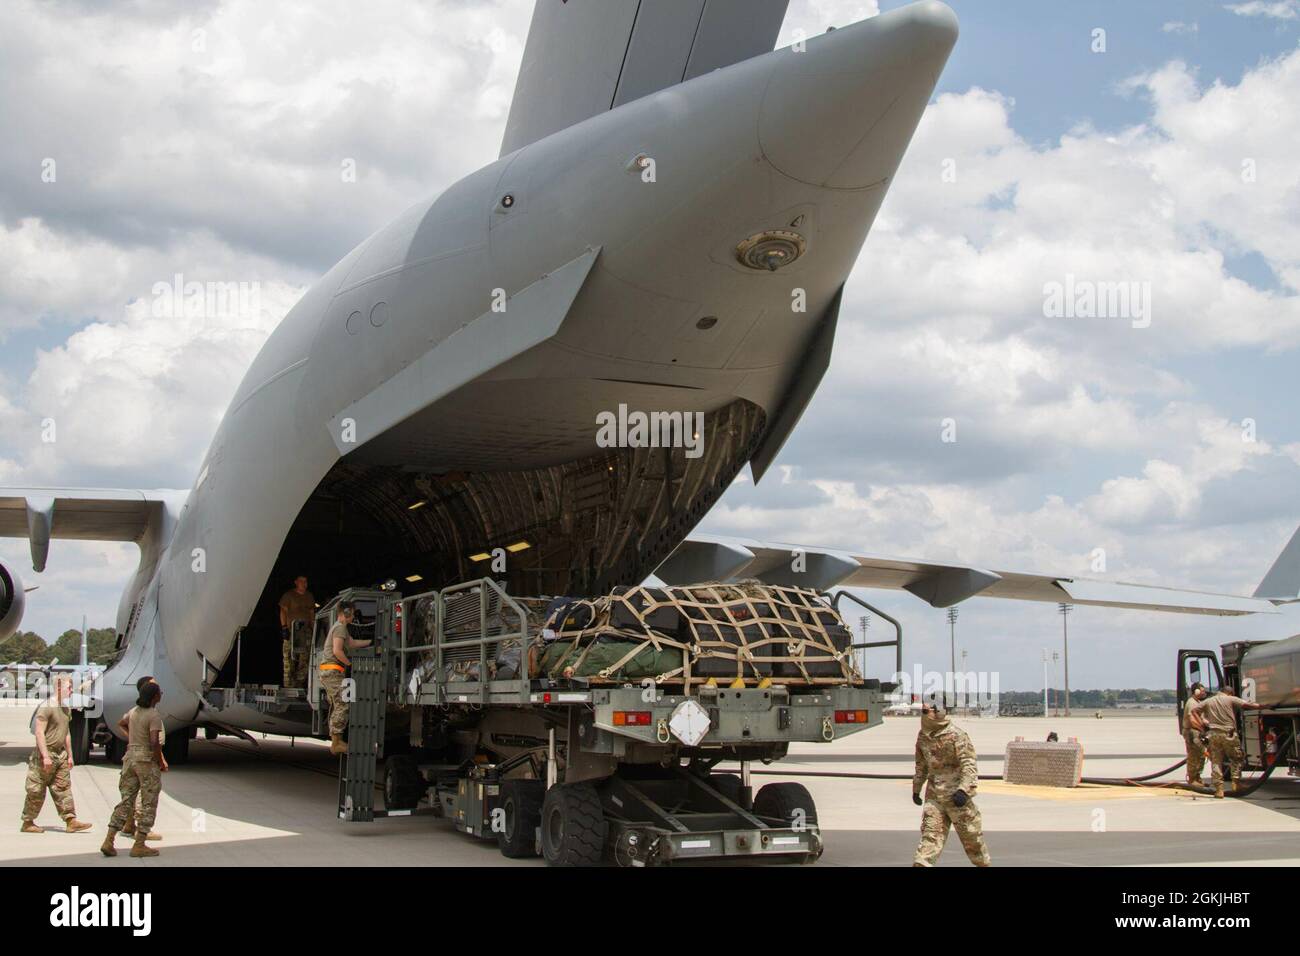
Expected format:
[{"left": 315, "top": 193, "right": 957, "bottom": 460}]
[
  {"left": 281, "top": 626, "right": 290, "bottom": 640},
  {"left": 951, "top": 789, "right": 969, "bottom": 808},
  {"left": 912, "top": 792, "right": 923, "bottom": 806}
]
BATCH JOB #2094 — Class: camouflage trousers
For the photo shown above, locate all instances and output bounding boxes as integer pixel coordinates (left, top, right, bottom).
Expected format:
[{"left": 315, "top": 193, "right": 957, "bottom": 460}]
[
  {"left": 1208, "top": 730, "right": 1244, "bottom": 791},
  {"left": 319, "top": 668, "right": 349, "bottom": 735},
  {"left": 283, "top": 637, "right": 310, "bottom": 688},
  {"left": 914, "top": 793, "right": 990, "bottom": 867},
  {"left": 22, "top": 751, "right": 76, "bottom": 824},
  {"left": 109, "top": 754, "right": 162, "bottom": 834},
  {"left": 1183, "top": 726, "right": 1207, "bottom": 782}
]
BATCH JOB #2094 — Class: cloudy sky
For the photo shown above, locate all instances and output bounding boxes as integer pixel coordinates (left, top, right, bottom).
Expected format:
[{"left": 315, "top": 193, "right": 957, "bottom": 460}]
[{"left": 2, "top": 0, "right": 1299, "bottom": 690}]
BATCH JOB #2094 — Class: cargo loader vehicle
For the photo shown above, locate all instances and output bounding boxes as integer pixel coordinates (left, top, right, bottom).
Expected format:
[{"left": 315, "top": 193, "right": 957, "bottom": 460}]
[{"left": 311, "top": 577, "right": 896, "bottom": 866}]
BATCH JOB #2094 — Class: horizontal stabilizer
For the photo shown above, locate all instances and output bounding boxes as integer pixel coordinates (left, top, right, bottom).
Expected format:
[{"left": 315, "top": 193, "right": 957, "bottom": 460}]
[
  {"left": 0, "top": 488, "right": 185, "bottom": 572},
  {"left": 1253, "top": 524, "right": 1300, "bottom": 603}
]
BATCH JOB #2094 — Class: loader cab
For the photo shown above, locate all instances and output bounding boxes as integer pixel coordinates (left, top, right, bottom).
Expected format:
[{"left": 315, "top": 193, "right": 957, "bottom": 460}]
[{"left": 1176, "top": 648, "right": 1224, "bottom": 732}]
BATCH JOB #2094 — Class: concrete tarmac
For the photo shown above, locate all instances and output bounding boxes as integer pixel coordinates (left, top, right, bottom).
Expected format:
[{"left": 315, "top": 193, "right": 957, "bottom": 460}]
[{"left": 2, "top": 705, "right": 1297, "bottom": 867}]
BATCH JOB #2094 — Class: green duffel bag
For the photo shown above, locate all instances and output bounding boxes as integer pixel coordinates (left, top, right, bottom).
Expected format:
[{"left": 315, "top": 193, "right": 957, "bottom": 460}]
[{"left": 539, "top": 637, "right": 683, "bottom": 681}]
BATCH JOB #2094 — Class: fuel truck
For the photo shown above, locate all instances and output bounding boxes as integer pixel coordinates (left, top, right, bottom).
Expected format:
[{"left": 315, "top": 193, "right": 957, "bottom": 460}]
[{"left": 1178, "top": 636, "right": 1300, "bottom": 775}]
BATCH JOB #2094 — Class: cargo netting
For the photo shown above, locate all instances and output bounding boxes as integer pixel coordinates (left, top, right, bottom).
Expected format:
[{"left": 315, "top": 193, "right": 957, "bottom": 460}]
[{"left": 534, "top": 581, "right": 860, "bottom": 686}]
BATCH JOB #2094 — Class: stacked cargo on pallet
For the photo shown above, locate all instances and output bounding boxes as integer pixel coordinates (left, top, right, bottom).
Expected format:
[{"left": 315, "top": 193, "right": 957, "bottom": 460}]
[{"left": 532, "top": 581, "right": 860, "bottom": 687}]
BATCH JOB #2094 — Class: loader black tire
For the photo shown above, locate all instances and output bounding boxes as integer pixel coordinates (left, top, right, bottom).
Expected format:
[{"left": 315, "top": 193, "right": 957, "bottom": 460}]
[
  {"left": 163, "top": 732, "right": 190, "bottom": 765},
  {"left": 69, "top": 712, "right": 92, "bottom": 766},
  {"left": 753, "top": 782, "right": 818, "bottom": 828},
  {"left": 541, "top": 782, "right": 607, "bottom": 867},
  {"left": 383, "top": 754, "right": 426, "bottom": 811},
  {"left": 497, "top": 779, "right": 544, "bottom": 858}
]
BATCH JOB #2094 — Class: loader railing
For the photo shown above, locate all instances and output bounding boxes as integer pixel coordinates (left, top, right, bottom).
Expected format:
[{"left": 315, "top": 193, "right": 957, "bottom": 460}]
[
  {"left": 833, "top": 590, "right": 902, "bottom": 681},
  {"left": 396, "top": 578, "right": 535, "bottom": 706}
]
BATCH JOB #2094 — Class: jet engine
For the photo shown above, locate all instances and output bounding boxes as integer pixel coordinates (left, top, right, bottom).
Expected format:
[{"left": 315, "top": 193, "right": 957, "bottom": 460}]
[{"left": 0, "top": 560, "right": 26, "bottom": 642}]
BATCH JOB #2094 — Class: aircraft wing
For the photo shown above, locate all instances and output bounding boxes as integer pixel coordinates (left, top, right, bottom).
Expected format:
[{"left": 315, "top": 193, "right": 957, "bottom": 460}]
[
  {"left": 500, "top": 0, "right": 791, "bottom": 157},
  {"left": 655, "top": 529, "right": 1300, "bottom": 616},
  {"left": 0, "top": 488, "right": 184, "bottom": 572}
]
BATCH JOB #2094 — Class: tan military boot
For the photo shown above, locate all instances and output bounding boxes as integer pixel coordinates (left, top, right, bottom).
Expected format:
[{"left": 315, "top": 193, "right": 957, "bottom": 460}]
[
  {"left": 100, "top": 829, "right": 118, "bottom": 857},
  {"left": 1232, "top": 780, "right": 1241, "bottom": 794},
  {"left": 65, "top": 818, "right": 93, "bottom": 833},
  {"left": 139, "top": 830, "right": 163, "bottom": 841},
  {"left": 1214, "top": 786, "right": 1225, "bottom": 798},
  {"left": 20, "top": 820, "right": 43, "bottom": 834},
  {"left": 330, "top": 734, "right": 346, "bottom": 755},
  {"left": 129, "top": 835, "right": 159, "bottom": 858}
]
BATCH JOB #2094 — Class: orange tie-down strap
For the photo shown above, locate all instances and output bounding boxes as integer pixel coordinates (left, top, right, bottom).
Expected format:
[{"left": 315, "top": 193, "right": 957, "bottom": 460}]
[{"left": 319, "top": 663, "right": 345, "bottom": 672}]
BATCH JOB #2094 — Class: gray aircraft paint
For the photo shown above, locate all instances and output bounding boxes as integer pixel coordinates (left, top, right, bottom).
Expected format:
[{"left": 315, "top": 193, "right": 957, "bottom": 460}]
[{"left": 4, "top": 4, "right": 961, "bottom": 733}]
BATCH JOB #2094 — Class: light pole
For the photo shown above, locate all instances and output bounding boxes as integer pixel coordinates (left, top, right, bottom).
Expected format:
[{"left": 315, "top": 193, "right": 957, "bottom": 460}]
[
  {"left": 1051, "top": 651, "right": 1060, "bottom": 716},
  {"left": 858, "top": 614, "right": 870, "bottom": 678},
  {"left": 1058, "top": 603, "right": 1072, "bottom": 717},
  {"left": 1041, "top": 648, "right": 1049, "bottom": 717},
  {"left": 946, "top": 607, "right": 958, "bottom": 709},
  {"left": 960, "top": 648, "right": 968, "bottom": 711}
]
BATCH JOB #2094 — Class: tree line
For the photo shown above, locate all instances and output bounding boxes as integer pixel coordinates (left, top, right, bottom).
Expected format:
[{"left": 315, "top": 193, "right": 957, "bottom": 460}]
[
  {"left": 998, "top": 688, "right": 1177, "bottom": 707},
  {"left": 0, "top": 627, "right": 117, "bottom": 666}
]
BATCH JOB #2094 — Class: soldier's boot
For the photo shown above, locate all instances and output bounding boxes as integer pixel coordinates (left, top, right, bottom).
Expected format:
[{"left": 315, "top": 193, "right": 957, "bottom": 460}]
[
  {"left": 330, "top": 734, "right": 346, "bottom": 755},
  {"left": 20, "top": 820, "right": 43, "bottom": 834},
  {"left": 1214, "top": 786, "right": 1225, "bottom": 798},
  {"left": 129, "top": 834, "right": 159, "bottom": 858},
  {"left": 100, "top": 829, "right": 118, "bottom": 857},
  {"left": 65, "top": 818, "right": 93, "bottom": 833},
  {"left": 139, "top": 830, "right": 163, "bottom": 841}
]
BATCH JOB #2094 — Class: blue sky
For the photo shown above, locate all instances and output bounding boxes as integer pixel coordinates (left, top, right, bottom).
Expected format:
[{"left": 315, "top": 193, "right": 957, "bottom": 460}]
[{"left": 2, "top": 0, "right": 1299, "bottom": 689}]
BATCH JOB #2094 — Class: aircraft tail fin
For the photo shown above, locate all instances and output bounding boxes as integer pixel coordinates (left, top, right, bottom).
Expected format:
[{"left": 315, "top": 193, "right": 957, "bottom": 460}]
[
  {"left": 501, "top": 0, "right": 790, "bottom": 157},
  {"left": 1253, "top": 524, "right": 1300, "bottom": 603}
]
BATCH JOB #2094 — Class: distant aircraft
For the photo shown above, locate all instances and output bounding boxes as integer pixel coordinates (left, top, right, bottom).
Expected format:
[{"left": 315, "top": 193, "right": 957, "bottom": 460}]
[{"left": 2, "top": 2, "right": 1297, "bottom": 750}]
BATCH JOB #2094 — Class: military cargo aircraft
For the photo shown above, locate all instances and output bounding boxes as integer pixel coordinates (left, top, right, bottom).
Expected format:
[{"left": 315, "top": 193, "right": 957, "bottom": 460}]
[{"left": 3, "top": 1, "right": 1298, "bottom": 753}]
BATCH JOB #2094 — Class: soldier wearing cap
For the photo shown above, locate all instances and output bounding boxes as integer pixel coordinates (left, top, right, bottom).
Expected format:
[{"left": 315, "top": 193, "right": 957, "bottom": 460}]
[{"left": 911, "top": 701, "right": 989, "bottom": 867}]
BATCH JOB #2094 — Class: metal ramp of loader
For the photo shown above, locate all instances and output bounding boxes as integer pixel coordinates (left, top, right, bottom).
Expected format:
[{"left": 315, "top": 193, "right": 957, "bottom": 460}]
[{"left": 336, "top": 649, "right": 387, "bottom": 821}]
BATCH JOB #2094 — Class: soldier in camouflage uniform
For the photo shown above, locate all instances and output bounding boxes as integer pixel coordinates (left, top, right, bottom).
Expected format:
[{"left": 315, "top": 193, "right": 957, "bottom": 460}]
[
  {"left": 101, "top": 681, "right": 169, "bottom": 858},
  {"left": 1182, "top": 682, "right": 1208, "bottom": 785},
  {"left": 912, "top": 702, "right": 990, "bottom": 867},
  {"left": 21, "top": 675, "right": 93, "bottom": 834},
  {"left": 121, "top": 676, "right": 164, "bottom": 843},
  {"left": 279, "top": 575, "right": 316, "bottom": 688},
  {"left": 1189, "top": 688, "right": 1262, "bottom": 797},
  {"left": 320, "top": 601, "right": 370, "bottom": 755}
]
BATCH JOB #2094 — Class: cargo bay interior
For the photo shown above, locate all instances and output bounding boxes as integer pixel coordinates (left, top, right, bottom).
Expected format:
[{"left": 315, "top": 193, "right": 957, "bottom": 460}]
[{"left": 216, "top": 399, "right": 766, "bottom": 686}]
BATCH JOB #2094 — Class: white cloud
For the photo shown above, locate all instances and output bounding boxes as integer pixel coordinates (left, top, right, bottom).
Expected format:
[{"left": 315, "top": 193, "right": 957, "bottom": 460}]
[
  {"left": 1225, "top": 1, "right": 1300, "bottom": 20},
  {"left": 872, "top": 65, "right": 1300, "bottom": 354},
  {"left": 0, "top": 1, "right": 532, "bottom": 273},
  {"left": 6, "top": 254, "right": 304, "bottom": 487},
  {"left": 777, "top": 0, "right": 880, "bottom": 48},
  {"left": 1162, "top": 21, "right": 1200, "bottom": 34}
]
